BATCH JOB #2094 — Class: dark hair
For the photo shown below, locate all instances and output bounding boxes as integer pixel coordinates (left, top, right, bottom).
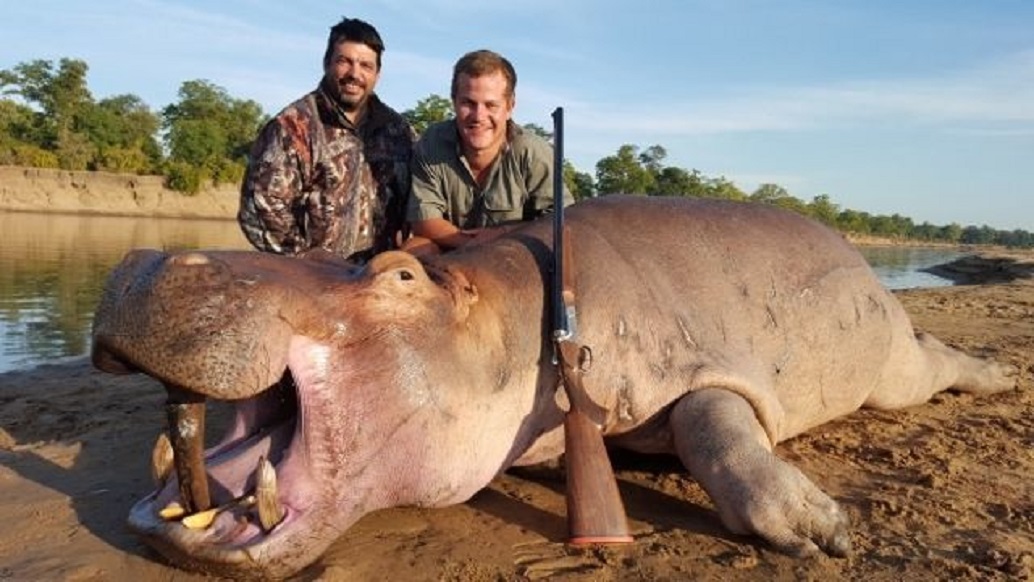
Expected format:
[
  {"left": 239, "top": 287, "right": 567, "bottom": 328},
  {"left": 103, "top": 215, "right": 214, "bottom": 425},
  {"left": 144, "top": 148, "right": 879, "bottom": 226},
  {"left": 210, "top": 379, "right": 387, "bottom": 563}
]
[
  {"left": 450, "top": 50, "right": 517, "bottom": 101},
  {"left": 324, "top": 17, "right": 385, "bottom": 69}
]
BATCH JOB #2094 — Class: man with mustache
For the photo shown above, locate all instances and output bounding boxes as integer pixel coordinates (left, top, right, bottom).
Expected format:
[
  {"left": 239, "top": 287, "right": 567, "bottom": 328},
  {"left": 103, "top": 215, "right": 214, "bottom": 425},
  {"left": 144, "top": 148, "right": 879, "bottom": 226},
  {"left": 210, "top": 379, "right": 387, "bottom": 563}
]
[
  {"left": 404, "top": 50, "right": 572, "bottom": 255},
  {"left": 239, "top": 17, "right": 414, "bottom": 262}
]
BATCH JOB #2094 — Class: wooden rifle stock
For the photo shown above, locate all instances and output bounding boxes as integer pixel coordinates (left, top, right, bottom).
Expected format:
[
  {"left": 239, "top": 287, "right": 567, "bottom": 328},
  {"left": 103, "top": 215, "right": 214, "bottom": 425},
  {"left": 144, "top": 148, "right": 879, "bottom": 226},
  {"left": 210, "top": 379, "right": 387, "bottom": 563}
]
[
  {"left": 556, "top": 340, "right": 633, "bottom": 544},
  {"left": 549, "top": 105, "right": 631, "bottom": 543}
]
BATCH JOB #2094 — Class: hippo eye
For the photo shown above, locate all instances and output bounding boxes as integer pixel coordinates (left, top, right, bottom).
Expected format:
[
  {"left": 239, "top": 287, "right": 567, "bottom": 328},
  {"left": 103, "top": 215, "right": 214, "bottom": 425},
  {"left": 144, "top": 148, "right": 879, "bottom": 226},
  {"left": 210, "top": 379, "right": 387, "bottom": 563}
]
[{"left": 398, "top": 269, "right": 414, "bottom": 281}]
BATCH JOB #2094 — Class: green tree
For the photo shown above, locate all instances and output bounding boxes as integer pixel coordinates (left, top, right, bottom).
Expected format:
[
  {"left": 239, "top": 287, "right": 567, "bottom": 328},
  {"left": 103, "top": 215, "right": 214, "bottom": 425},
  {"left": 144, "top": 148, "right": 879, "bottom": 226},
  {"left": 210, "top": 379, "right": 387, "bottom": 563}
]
[
  {"left": 704, "top": 176, "right": 746, "bottom": 201},
  {"left": 807, "top": 194, "right": 840, "bottom": 227},
  {"left": 836, "top": 209, "right": 871, "bottom": 234},
  {"left": 563, "top": 159, "right": 594, "bottom": 200},
  {"left": 998, "top": 229, "right": 1033, "bottom": 247},
  {"left": 79, "top": 94, "right": 162, "bottom": 173},
  {"left": 912, "top": 221, "right": 939, "bottom": 241},
  {"left": 0, "top": 99, "right": 40, "bottom": 164},
  {"left": 521, "top": 122, "right": 552, "bottom": 141},
  {"left": 162, "top": 79, "right": 264, "bottom": 192},
  {"left": 869, "top": 213, "right": 913, "bottom": 239},
  {"left": 402, "top": 94, "right": 452, "bottom": 135},
  {"left": 960, "top": 225, "right": 997, "bottom": 245},
  {"left": 939, "top": 223, "right": 963, "bottom": 244},
  {"left": 54, "top": 127, "right": 96, "bottom": 170},
  {"left": 1, "top": 58, "right": 95, "bottom": 167},
  {"left": 750, "top": 183, "right": 790, "bottom": 204},
  {"left": 595, "top": 144, "right": 654, "bottom": 195},
  {"left": 638, "top": 144, "right": 667, "bottom": 175},
  {"left": 653, "top": 166, "right": 706, "bottom": 197},
  {"left": 749, "top": 183, "right": 808, "bottom": 213}
]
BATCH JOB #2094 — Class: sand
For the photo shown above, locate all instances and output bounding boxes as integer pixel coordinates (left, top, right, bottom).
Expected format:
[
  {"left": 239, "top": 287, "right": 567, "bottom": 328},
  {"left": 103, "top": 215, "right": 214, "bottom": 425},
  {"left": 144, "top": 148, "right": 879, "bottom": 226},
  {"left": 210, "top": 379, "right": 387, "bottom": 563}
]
[{"left": 1, "top": 241, "right": 1032, "bottom": 580}]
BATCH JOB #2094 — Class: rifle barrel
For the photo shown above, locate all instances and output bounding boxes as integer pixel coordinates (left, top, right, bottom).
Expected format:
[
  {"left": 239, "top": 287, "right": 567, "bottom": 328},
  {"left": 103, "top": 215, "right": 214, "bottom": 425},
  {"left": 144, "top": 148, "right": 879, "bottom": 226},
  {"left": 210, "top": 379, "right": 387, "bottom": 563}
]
[{"left": 551, "top": 107, "right": 570, "bottom": 340}]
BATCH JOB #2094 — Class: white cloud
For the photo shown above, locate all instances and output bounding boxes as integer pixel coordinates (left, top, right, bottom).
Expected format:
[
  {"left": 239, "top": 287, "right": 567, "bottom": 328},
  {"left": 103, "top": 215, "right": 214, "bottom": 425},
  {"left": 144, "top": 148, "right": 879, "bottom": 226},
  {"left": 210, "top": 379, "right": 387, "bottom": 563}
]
[{"left": 565, "top": 49, "right": 1034, "bottom": 137}]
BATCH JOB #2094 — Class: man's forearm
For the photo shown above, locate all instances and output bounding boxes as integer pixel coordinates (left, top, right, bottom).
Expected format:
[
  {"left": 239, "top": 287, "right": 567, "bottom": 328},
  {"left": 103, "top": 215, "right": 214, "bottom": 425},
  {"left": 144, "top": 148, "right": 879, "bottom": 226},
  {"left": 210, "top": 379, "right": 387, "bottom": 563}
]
[{"left": 410, "top": 218, "right": 476, "bottom": 250}]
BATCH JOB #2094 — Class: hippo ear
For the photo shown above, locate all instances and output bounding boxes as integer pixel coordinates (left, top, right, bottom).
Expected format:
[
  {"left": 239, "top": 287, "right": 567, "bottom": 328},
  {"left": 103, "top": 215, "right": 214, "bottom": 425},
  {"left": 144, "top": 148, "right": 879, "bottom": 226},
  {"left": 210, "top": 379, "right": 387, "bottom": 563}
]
[{"left": 366, "top": 252, "right": 478, "bottom": 320}]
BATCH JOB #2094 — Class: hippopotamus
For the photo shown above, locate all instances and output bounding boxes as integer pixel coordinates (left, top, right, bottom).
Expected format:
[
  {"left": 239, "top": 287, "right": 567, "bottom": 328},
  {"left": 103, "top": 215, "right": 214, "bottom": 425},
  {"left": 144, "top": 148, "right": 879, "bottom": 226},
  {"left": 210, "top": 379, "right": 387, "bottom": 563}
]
[{"left": 90, "top": 195, "right": 1015, "bottom": 579}]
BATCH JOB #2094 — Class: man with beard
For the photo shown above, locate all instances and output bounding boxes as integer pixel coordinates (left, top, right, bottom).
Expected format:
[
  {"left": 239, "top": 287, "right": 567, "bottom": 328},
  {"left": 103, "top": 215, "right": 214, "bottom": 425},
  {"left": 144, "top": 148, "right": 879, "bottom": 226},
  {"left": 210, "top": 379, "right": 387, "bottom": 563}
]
[
  {"left": 239, "top": 17, "right": 414, "bottom": 262},
  {"left": 404, "top": 49, "right": 572, "bottom": 255}
]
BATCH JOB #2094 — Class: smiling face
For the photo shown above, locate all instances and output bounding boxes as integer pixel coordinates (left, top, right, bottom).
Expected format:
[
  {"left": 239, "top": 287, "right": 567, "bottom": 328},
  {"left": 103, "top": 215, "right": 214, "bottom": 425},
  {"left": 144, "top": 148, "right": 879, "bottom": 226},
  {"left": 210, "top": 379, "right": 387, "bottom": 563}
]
[
  {"left": 323, "top": 40, "right": 381, "bottom": 113},
  {"left": 452, "top": 70, "right": 514, "bottom": 162}
]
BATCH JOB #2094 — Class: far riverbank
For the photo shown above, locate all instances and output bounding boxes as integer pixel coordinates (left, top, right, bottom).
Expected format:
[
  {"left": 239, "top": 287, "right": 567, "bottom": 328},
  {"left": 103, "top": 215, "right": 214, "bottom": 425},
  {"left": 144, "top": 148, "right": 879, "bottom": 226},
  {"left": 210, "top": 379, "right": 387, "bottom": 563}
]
[{"left": 0, "top": 166, "right": 238, "bottom": 220}]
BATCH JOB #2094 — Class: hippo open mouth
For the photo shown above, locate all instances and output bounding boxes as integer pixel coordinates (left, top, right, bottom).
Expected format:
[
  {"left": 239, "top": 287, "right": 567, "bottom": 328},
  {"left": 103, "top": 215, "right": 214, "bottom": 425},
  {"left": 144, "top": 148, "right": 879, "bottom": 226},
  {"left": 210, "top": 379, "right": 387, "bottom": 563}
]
[
  {"left": 95, "top": 331, "right": 344, "bottom": 573},
  {"left": 140, "top": 376, "right": 297, "bottom": 547},
  {"left": 88, "top": 248, "right": 418, "bottom": 576}
]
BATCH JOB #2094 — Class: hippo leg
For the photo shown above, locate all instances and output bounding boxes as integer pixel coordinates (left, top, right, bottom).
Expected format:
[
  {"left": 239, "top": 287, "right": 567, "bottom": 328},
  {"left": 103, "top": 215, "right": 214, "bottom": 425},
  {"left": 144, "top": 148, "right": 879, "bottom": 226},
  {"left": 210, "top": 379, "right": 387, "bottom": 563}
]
[
  {"left": 669, "top": 389, "right": 852, "bottom": 557},
  {"left": 864, "top": 332, "right": 1016, "bottom": 410}
]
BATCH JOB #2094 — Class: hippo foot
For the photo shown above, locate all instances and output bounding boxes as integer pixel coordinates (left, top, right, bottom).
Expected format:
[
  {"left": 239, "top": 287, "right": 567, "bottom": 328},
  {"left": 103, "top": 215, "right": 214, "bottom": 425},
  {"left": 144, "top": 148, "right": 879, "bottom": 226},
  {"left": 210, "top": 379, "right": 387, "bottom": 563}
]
[
  {"left": 707, "top": 446, "right": 851, "bottom": 557},
  {"left": 670, "top": 389, "right": 852, "bottom": 557},
  {"left": 915, "top": 332, "right": 1018, "bottom": 395}
]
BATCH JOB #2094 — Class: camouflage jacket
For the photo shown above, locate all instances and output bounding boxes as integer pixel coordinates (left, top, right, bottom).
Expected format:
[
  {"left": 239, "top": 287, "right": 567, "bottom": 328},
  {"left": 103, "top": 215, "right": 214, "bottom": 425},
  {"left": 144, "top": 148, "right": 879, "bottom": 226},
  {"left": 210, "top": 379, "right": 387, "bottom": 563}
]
[{"left": 238, "top": 84, "right": 414, "bottom": 261}]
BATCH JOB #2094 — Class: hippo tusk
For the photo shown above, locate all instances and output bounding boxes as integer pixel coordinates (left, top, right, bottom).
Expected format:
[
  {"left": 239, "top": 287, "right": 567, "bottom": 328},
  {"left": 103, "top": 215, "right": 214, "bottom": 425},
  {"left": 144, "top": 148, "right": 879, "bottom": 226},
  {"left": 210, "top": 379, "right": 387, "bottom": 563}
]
[
  {"left": 174, "top": 495, "right": 257, "bottom": 529},
  {"left": 165, "top": 385, "right": 211, "bottom": 513},
  {"left": 151, "top": 432, "right": 174, "bottom": 486},
  {"left": 256, "top": 456, "right": 284, "bottom": 531}
]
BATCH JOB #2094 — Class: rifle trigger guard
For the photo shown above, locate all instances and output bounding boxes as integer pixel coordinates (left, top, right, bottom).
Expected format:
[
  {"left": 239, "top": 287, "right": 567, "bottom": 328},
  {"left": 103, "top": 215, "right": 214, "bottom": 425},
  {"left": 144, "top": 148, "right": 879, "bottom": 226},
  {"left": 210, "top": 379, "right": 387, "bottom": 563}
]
[{"left": 577, "top": 345, "right": 593, "bottom": 373}]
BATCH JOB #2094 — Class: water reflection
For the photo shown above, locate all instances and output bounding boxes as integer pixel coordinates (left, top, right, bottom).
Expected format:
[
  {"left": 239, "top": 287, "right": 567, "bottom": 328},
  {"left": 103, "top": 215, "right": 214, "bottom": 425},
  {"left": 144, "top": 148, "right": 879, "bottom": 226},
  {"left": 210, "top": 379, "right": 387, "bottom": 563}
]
[
  {"left": 0, "top": 211, "right": 249, "bottom": 374},
  {"left": 856, "top": 246, "right": 961, "bottom": 290}
]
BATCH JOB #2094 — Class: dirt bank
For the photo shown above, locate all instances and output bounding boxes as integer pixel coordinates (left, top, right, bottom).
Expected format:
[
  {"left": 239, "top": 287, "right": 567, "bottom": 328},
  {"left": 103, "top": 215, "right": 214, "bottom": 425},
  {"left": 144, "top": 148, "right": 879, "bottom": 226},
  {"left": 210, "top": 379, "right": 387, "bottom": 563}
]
[
  {"left": 1, "top": 251, "right": 1032, "bottom": 580},
  {"left": 923, "top": 251, "right": 1034, "bottom": 285},
  {"left": 0, "top": 166, "right": 238, "bottom": 219}
]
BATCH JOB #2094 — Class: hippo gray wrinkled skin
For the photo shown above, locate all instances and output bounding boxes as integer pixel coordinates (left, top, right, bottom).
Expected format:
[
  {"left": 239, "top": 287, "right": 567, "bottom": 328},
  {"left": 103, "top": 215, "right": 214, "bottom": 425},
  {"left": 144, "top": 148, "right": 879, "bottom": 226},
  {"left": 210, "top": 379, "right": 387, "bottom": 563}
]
[{"left": 90, "top": 196, "right": 1015, "bottom": 579}]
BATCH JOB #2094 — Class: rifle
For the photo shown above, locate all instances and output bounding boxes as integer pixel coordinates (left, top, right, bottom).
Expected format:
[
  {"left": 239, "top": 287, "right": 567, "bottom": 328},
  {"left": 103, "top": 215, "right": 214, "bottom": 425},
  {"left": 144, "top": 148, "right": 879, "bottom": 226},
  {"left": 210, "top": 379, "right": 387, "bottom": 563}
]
[{"left": 551, "top": 107, "right": 633, "bottom": 545}]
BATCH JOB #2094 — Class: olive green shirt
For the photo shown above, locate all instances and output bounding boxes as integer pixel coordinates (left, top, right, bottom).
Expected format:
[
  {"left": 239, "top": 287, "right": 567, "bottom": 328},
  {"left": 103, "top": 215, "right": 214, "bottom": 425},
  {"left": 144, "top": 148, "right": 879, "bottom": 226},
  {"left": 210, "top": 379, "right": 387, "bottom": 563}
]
[{"left": 407, "top": 120, "right": 573, "bottom": 228}]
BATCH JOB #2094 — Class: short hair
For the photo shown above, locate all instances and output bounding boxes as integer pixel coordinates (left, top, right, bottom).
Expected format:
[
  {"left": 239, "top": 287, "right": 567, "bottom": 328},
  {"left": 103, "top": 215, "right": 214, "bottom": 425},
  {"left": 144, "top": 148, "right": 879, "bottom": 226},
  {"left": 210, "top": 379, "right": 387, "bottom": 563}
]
[
  {"left": 450, "top": 50, "right": 517, "bottom": 101},
  {"left": 324, "top": 17, "right": 385, "bottom": 70}
]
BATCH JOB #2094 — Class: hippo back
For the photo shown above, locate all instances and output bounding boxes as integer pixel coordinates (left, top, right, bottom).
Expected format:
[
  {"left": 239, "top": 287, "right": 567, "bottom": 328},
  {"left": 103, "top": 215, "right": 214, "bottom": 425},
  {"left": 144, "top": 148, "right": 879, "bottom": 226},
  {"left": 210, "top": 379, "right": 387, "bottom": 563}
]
[{"left": 495, "top": 195, "right": 910, "bottom": 442}]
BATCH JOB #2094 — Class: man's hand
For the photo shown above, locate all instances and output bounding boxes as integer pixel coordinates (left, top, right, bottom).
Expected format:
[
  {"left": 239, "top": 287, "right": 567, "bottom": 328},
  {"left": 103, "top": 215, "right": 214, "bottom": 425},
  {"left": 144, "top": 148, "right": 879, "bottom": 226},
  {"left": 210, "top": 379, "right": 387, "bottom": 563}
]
[
  {"left": 410, "top": 218, "right": 473, "bottom": 250},
  {"left": 400, "top": 235, "right": 442, "bottom": 257},
  {"left": 409, "top": 218, "right": 519, "bottom": 252}
]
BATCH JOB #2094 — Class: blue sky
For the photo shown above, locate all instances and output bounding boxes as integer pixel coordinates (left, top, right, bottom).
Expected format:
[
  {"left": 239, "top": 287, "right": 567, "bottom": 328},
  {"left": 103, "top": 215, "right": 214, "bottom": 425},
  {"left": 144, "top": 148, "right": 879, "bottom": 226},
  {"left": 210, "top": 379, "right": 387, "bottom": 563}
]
[{"left": 3, "top": 0, "right": 1032, "bottom": 231}]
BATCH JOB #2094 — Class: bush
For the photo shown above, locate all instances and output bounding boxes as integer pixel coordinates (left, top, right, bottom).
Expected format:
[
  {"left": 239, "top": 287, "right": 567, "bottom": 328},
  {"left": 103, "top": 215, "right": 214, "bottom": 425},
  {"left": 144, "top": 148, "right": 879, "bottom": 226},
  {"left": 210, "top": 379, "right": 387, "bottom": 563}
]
[
  {"left": 164, "top": 161, "right": 206, "bottom": 195},
  {"left": 8, "top": 142, "right": 60, "bottom": 168},
  {"left": 212, "top": 158, "right": 245, "bottom": 186},
  {"left": 95, "top": 146, "right": 152, "bottom": 174}
]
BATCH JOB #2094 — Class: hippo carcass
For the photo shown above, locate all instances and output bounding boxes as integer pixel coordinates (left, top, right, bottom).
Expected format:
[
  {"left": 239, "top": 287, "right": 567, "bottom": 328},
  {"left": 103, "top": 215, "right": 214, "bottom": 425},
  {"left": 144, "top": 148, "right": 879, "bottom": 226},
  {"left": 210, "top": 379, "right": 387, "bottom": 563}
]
[{"left": 90, "top": 195, "right": 1015, "bottom": 578}]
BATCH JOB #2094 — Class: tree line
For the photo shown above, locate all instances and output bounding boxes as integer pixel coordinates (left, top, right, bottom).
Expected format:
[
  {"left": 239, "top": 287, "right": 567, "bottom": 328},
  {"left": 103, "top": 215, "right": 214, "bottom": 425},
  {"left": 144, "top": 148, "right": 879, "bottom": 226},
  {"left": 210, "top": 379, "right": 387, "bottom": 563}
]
[
  {"left": 0, "top": 58, "right": 262, "bottom": 193},
  {"left": 1, "top": 57, "right": 1030, "bottom": 248}
]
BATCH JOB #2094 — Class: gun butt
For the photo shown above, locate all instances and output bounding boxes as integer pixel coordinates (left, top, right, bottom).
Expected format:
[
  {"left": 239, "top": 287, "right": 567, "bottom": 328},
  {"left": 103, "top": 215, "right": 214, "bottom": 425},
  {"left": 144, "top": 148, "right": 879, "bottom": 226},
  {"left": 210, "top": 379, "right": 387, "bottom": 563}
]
[{"left": 563, "top": 407, "right": 634, "bottom": 545}]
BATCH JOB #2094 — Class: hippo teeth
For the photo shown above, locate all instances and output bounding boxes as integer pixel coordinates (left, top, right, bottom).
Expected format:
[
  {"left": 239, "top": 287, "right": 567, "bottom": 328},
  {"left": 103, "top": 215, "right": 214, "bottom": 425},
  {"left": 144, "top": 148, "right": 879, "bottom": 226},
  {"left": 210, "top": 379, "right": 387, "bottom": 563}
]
[
  {"left": 256, "top": 455, "right": 284, "bottom": 531},
  {"left": 151, "top": 432, "right": 174, "bottom": 486},
  {"left": 165, "top": 386, "right": 211, "bottom": 514}
]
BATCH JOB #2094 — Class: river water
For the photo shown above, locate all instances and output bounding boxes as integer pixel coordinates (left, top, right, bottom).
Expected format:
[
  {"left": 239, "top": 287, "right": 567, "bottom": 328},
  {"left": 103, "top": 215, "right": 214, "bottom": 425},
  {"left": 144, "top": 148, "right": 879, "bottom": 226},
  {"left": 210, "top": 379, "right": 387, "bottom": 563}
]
[
  {"left": 0, "top": 212, "right": 250, "bottom": 375},
  {"left": 0, "top": 211, "right": 962, "bottom": 375}
]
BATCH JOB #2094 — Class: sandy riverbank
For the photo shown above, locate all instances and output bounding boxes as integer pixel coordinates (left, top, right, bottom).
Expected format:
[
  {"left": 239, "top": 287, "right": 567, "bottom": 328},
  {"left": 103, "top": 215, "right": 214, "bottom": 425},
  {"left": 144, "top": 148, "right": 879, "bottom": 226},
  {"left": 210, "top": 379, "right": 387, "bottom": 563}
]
[
  {"left": 0, "top": 166, "right": 238, "bottom": 220},
  {"left": 0, "top": 249, "right": 1032, "bottom": 580}
]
